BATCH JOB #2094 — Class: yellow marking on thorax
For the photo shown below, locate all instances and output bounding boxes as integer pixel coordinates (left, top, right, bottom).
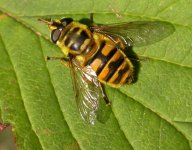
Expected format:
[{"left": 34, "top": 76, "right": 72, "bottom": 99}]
[
  {"left": 71, "top": 22, "right": 92, "bottom": 37},
  {"left": 80, "top": 39, "right": 91, "bottom": 51},
  {"left": 57, "top": 41, "right": 69, "bottom": 56},
  {"left": 68, "top": 41, "right": 73, "bottom": 47},
  {"left": 77, "top": 28, "right": 82, "bottom": 35}
]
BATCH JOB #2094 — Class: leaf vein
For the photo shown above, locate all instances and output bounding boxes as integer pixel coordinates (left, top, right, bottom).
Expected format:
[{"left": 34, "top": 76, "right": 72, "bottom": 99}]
[
  {"left": 110, "top": 108, "right": 134, "bottom": 150},
  {"left": 138, "top": 55, "right": 192, "bottom": 69},
  {"left": 154, "top": 0, "right": 179, "bottom": 17},
  {"left": 0, "top": 33, "right": 43, "bottom": 150},
  {"left": 118, "top": 89, "right": 191, "bottom": 143},
  {"left": 38, "top": 37, "right": 82, "bottom": 150},
  {"left": 5, "top": 12, "right": 192, "bottom": 30}
]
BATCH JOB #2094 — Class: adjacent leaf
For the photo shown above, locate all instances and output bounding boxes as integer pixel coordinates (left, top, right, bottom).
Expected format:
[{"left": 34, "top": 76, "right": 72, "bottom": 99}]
[{"left": 0, "top": 0, "right": 192, "bottom": 150}]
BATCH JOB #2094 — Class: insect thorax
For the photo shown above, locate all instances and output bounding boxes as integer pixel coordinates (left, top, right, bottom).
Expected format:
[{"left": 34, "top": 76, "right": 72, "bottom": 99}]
[{"left": 57, "top": 22, "right": 93, "bottom": 57}]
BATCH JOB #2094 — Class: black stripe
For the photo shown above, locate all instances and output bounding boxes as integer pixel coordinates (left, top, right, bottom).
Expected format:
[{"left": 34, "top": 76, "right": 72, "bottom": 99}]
[
  {"left": 119, "top": 64, "right": 129, "bottom": 75},
  {"left": 73, "top": 27, "right": 80, "bottom": 33},
  {"left": 113, "top": 64, "right": 129, "bottom": 84},
  {"left": 65, "top": 29, "right": 89, "bottom": 51},
  {"left": 87, "top": 41, "right": 106, "bottom": 65},
  {"left": 82, "top": 41, "right": 95, "bottom": 55},
  {"left": 64, "top": 27, "right": 74, "bottom": 46},
  {"left": 96, "top": 47, "right": 117, "bottom": 75},
  {"left": 61, "top": 28, "right": 71, "bottom": 44},
  {"left": 64, "top": 36, "right": 70, "bottom": 45},
  {"left": 106, "top": 56, "right": 124, "bottom": 81},
  {"left": 70, "top": 34, "right": 87, "bottom": 51},
  {"left": 80, "top": 30, "right": 89, "bottom": 39}
]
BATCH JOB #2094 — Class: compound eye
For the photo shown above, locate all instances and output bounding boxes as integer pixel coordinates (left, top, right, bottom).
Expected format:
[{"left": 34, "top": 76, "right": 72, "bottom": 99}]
[
  {"left": 51, "top": 29, "right": 61, "bottom": 43},
  {"left": 60, "top": 18, "right": 73, "bottom": 27}
]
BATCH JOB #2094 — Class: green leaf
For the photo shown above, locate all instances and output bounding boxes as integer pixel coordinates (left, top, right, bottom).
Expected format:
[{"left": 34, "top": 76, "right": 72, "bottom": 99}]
[{"left": 0, "top": 0, "right": 191, "bottom": 149}]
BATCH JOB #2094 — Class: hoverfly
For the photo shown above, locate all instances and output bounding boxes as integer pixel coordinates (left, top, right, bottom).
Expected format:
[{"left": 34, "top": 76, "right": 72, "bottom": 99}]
[{"left": 39, "top": 15, "right": 174, "bottom": 125}]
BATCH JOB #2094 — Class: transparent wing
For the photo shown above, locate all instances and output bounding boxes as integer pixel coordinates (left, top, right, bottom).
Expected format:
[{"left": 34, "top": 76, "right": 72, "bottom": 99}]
[
  {"left": 92, "top": 21, "right": 175, "bottom": 47},
  {"left": 70, "top": 59, "right": 105, "bottom": 125}
]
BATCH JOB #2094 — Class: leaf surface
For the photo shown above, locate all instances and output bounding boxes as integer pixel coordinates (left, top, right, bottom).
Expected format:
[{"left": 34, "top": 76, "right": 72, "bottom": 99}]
[{"left": 0, "top": 0, "right": 192, "bottom": 149}]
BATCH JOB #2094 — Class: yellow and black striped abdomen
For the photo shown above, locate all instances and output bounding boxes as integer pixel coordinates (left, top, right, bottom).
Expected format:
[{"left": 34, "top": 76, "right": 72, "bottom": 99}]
[{"left": 85, "top": 33, "right": 134, "bottom": 88}]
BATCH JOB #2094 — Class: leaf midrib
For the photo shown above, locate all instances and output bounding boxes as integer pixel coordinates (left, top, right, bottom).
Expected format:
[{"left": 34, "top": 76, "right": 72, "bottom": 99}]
[
  {"left": 7, "top": 12, "right": 192, "bottom": 29},
  {"left": 0, "top": 4, "right": 192, "bottom": 29}
]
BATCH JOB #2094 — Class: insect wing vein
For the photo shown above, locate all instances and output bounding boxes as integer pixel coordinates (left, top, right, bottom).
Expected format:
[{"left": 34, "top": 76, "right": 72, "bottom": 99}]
[
  {"left": 92, "top": 21, "right": 175, "bottom": 47},
  {"left": 70, "top": 59, "right": 103, "bottom": 125}
]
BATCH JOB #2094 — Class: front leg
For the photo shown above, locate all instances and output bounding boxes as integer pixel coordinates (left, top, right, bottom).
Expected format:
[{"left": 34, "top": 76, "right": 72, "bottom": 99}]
[
  {"left": 46, "top": 56, "right": 70, "bottom": 67},
  {"left": 98, "top": 82, "right": 111, "bottom": 106}
]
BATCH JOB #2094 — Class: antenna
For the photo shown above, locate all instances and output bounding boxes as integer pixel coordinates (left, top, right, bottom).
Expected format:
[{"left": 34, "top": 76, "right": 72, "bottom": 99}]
[{"left": 38, "top": 18, "right": 53, "bottom": 25}]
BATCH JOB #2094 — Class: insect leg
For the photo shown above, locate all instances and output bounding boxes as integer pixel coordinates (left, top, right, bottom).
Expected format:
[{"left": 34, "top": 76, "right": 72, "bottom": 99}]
[
  {"left": 127, "top": 55, "right": 148, "bottom": 62},
  {"left": 46, "top": 56, "right": 69, "bottom": 61},
  {"left": 98, "top": 83, "right": 111, "bottom": 106},
  {"left": 45, "top": 56, "right": 70, "bottom": 67}
]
